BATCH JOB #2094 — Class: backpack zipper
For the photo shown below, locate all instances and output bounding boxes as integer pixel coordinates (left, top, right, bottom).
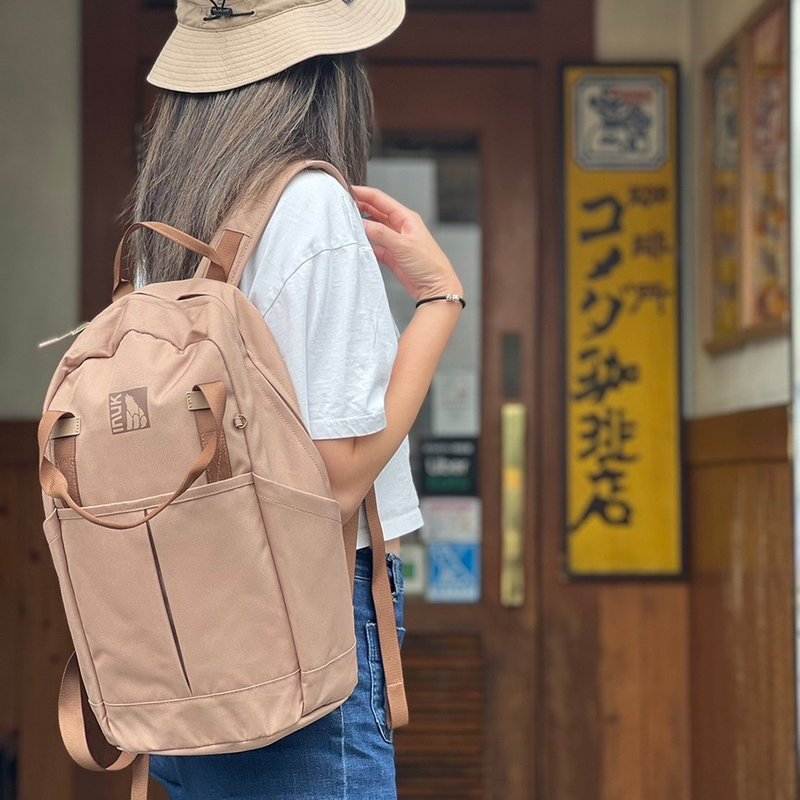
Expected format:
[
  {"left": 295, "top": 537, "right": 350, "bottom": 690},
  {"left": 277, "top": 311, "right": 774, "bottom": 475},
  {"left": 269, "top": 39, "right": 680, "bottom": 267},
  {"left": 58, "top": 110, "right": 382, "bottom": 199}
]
[{"left": 38, "top": 321, "right": 90, "bottom": 348}]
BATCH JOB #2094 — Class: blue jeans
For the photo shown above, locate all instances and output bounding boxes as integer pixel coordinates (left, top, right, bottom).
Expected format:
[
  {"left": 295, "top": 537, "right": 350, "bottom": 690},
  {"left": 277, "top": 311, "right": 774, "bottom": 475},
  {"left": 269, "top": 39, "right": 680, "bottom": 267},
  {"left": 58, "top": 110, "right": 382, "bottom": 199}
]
[{"left": 150, "top": 548, "right": 406, "bottom": 800}]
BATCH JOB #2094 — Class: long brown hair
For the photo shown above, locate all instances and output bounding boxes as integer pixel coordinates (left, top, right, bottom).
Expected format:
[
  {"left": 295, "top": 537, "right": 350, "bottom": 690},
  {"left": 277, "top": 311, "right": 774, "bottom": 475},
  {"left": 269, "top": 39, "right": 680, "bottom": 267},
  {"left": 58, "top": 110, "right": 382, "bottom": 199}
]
[{"left": 129, "top": 53, "right": 374, "bottom": 285}]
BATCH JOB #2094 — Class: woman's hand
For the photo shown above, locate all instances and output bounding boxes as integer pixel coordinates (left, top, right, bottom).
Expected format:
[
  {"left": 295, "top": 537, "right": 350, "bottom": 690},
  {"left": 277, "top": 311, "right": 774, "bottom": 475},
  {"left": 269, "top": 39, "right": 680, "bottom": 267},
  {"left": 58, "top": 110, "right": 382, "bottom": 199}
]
[{"left": 352, "top": 185, "right": 464, "bottom": 303}]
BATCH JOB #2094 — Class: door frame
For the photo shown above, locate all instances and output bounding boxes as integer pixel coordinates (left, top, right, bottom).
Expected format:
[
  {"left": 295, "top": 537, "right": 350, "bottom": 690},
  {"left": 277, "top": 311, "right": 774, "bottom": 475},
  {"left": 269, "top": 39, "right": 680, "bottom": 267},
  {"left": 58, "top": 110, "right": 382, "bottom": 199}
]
[{"left": 369, "top": 62, "right": 540, "bottom": 798}]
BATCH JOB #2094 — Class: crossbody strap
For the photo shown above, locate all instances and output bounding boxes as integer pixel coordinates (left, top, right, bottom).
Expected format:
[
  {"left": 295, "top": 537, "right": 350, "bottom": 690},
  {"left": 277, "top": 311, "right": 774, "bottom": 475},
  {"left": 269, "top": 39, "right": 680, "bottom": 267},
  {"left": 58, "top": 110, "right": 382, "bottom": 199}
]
[{"left": 194, "top": 159, "right": 351, "bottom": 289}]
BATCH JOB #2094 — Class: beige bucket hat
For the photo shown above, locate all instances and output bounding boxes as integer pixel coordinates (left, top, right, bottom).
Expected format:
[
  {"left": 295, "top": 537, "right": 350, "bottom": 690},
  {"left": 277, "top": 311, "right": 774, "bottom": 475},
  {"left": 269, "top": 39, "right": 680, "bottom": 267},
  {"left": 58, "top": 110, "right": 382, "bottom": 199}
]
[{"left": 147, "top": 0, "right": 405, "bottom": 93}]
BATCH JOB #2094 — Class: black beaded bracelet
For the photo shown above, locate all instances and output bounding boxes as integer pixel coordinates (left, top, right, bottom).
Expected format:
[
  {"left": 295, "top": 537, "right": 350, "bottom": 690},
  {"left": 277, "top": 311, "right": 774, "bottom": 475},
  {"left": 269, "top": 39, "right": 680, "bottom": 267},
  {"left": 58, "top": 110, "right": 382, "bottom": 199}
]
[{"left": 415, "top": 293, "right": 466, "bottom": 310}]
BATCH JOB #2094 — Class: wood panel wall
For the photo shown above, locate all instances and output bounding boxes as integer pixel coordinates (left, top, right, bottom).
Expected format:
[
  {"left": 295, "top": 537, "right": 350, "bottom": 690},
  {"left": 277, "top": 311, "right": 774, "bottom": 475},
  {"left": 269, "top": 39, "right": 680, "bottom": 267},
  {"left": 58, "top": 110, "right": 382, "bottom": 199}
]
[
  {"left": 686, "top": 406, "right": 798, "bottom": 800},
  {"left": 538, "top": 405, "right": 800, "bottom": 799}
]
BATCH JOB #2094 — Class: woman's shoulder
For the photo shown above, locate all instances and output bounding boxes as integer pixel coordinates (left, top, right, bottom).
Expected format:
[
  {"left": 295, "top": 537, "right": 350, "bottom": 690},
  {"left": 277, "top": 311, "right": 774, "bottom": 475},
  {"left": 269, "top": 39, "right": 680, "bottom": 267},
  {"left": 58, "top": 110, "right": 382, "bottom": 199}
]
[
  {"left": 243, "top": 168, "right": 372, "bottom": 304},
  {"left": 263, "top": 168, "right": 365, "bottom": 254},
  {"left": 281, "top": 169, "right": 352, "bottom": 205},
  {"left": 278, "top": 170, "right": 358, "bottom": 225}
]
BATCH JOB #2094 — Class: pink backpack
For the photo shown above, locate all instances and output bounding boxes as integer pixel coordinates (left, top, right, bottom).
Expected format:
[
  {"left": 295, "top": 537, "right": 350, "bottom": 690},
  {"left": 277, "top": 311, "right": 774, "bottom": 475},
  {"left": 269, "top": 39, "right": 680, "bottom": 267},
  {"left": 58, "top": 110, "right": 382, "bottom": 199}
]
[{"left": 37, "top": 160, "right": 408, "bottom": 799}]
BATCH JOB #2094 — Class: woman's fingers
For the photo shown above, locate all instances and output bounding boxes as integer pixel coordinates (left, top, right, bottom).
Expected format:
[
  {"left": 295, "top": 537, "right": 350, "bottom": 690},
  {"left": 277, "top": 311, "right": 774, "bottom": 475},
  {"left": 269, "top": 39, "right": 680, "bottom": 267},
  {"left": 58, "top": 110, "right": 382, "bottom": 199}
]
[
  {"left": 363, "top": 219, "right": 402, "bottom": 253},
  {"left": 356, "top": 200, "right": 388, "bottom": 223},
  {"left": 352, "top": 185, "right": 419, "bottom": 233},
  {"left": 355, "top": 185, "right": 460, "bottom": 304},
  {"left": 352, "top": 185, "right": 403, "bottom": 211}
]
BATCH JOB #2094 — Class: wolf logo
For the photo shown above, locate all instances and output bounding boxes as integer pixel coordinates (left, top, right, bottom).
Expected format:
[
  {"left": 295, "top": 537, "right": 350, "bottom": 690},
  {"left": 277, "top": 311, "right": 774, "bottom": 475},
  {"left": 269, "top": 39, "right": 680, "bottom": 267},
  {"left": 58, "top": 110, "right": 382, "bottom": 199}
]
[{"left": 109, "top": 388, "right": 150, "bottom": 434}]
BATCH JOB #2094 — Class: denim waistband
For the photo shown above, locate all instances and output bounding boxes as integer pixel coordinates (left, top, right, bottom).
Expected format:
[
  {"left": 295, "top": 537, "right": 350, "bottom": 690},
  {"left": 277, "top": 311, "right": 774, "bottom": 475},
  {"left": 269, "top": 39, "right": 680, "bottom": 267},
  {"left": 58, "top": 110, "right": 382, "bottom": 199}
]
[{"left": 354, "top": 547, "right": 403, "bottom": 593}]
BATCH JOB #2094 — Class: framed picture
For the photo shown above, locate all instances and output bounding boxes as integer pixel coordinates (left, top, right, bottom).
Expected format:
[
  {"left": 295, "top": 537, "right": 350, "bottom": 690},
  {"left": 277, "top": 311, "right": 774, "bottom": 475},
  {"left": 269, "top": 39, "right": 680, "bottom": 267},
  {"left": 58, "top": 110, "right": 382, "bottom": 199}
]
[
  {"left": 703, "top": 0, "right": 790, "bottom": 353},
  {"left": 742, "top": 1, "right": 790, "bottom": 331},
  {"left": 707, "top": 45, "right": 742, "bottom": 343}
]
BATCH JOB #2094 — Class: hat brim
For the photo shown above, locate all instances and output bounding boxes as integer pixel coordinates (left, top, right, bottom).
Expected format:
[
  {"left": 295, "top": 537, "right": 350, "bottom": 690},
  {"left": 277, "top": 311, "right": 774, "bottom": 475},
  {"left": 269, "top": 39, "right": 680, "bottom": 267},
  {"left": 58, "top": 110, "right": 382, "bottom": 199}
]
[{"left": 147, "top": 0, "right": 405, "bottom": 93}]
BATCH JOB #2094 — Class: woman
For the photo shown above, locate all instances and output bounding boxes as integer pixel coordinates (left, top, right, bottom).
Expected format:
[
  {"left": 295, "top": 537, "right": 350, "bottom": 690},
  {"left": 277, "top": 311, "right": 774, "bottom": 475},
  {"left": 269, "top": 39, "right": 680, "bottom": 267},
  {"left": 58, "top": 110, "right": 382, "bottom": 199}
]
[{"left": 134, "top": 1, "right": 464, "bottom": 797}]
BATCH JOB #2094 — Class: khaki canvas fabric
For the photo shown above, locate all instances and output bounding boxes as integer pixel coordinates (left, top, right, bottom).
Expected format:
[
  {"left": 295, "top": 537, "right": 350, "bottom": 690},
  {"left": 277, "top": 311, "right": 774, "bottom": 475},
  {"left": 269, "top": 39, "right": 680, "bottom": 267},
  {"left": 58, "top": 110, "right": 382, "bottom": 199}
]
[
  {"left": 147, "top": 0, "right": 406, "bottom": 93},
  {"left": 38, "top": 161, "right": 408, "bottom": 800}
]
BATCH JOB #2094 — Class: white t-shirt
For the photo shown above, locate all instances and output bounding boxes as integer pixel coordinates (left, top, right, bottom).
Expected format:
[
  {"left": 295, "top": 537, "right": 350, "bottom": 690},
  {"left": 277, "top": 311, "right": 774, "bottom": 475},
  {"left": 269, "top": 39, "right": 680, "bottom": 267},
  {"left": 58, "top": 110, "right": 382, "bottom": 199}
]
[{"left": 239, "top": 170, "right": 423, "bottom": 548}]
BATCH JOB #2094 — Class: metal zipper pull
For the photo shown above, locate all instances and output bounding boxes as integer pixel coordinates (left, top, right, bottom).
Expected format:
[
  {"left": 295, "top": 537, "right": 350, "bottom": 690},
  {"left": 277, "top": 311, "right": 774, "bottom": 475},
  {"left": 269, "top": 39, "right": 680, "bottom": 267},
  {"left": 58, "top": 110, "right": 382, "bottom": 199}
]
[{"left": 38, "top": 321, "right": 90, "bottom": 349}]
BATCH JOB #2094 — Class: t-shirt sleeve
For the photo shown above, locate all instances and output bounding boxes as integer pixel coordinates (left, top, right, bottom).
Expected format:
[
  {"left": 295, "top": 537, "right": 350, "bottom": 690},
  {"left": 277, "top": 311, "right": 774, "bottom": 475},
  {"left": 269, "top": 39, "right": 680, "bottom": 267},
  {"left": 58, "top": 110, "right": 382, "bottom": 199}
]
[{"left": 262, "top": 241, "right": 399, "bottom": 440}]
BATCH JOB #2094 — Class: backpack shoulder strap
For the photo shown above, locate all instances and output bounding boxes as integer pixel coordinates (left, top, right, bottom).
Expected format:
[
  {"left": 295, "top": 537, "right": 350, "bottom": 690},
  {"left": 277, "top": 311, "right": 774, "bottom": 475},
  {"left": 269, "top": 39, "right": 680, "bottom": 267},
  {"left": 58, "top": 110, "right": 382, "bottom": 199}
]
[
  {"left": 59, "top": 653, "right": 151, "bottom": 799},
  {"left": 199, "top": 159, "right": 409, "bottom": 728},
  {"left": 342, "top": 493, "right": 409, "bottom": 730},
  {"left": 195, "top": 159, "right": 351, "bottom": 289},
  {"left": 364, "top": 486, "right": 410, "bottom": 729}
]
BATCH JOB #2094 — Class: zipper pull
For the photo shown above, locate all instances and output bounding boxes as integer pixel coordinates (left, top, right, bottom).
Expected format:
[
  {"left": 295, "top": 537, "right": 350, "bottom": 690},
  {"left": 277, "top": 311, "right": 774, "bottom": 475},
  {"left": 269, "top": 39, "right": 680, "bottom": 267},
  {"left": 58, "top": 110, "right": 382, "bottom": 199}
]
[{"left": 38, "top": 321, "right": 90, "bottom": 349}]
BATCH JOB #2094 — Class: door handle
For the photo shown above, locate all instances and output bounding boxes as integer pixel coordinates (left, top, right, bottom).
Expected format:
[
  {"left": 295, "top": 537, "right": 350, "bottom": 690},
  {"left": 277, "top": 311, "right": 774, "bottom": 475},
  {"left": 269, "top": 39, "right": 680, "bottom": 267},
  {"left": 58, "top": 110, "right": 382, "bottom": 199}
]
[{"left": 500, "top": 402, "right": 527, "bottom": 607}]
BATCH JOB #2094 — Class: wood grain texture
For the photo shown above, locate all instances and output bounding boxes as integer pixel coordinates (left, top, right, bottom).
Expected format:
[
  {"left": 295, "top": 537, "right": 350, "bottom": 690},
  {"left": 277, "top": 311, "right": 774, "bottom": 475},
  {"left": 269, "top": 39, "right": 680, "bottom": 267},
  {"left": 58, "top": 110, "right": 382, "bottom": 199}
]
[
  {"left": 395, "top": 635, "right": 484, "bottom": 799},
  {"left": 687, "top": 406, "right": 798, "bottom": 800},
  {"left": 685, "top": 405, "right": 788, "bottom": 465}
]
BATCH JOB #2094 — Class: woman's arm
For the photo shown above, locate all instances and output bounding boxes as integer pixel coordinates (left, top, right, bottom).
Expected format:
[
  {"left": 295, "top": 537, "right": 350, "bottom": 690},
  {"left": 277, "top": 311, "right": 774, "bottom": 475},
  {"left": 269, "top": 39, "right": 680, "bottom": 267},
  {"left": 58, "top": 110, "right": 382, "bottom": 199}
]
[
  {"left": 316, "top": 299, "right": 462, "bottom": 520},
  {"left": 314, "top": 185, "right": 464, "bottom": 522}
]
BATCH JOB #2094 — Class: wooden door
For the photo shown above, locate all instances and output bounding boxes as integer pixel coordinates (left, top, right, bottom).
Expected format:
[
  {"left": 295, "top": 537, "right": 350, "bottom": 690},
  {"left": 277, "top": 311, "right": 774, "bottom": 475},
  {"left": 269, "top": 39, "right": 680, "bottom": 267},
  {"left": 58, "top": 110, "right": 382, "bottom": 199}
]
[
  {"left": 81, "top": 5, "right": 542, "bottom": 798},
  {"left": 367, "top": 65, "right": 540, "bottom": 800}
]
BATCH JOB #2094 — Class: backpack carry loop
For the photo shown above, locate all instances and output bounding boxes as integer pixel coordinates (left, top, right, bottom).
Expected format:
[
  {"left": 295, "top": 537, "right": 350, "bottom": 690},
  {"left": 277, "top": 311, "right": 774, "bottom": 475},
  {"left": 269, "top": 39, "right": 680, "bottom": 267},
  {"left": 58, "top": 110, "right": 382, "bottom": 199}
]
[
  {"left": 38, "top": 380, "right": 227, "bottom": 530},
  {"left": 112, "top": 221, "right": 230, "bottom": 302}
]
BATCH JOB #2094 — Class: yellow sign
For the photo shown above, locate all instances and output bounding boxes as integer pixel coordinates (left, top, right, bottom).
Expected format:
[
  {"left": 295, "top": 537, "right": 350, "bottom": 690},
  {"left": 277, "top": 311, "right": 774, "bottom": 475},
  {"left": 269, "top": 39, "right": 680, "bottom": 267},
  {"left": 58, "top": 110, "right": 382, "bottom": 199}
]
[{"left": 563, "top": 65, "right": 682, "bottom": 577}]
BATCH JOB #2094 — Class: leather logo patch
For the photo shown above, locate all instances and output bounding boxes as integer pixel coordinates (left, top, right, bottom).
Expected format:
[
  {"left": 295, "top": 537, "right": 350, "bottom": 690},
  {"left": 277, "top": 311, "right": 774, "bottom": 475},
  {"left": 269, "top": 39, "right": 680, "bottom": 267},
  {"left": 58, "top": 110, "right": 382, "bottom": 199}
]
[{"left": 109, "top": 388, "right": 150, "bottom": 434}]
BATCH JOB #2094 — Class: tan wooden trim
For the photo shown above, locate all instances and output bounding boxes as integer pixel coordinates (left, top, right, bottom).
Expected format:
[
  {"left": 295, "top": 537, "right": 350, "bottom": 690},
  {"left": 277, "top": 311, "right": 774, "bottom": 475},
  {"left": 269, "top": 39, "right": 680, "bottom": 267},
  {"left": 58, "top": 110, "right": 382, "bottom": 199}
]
[{"left": 685, "top": 404, "right": 789, "bottom": 466}]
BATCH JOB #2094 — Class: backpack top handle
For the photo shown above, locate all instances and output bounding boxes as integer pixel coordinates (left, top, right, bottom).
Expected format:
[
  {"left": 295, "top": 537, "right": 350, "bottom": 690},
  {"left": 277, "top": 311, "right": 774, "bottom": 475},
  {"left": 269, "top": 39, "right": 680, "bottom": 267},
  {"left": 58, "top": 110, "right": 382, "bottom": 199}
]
[
  {"left": 39, "top": 381, "right": 227, "bottom": 530},
  {"left": 112, "top": 221, "right": 229, "bottom": 302}
]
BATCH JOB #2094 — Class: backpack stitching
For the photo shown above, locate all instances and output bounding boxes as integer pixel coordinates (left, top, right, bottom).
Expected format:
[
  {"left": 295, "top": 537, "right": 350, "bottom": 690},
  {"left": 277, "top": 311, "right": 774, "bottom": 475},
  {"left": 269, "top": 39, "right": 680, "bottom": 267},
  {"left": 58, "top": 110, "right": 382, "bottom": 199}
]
[
  {"left": 254, "top": 491, "right": 340, "bottom": 523},
  {"left": 91, "top": 640, "right": 356, "bottom": 708}
]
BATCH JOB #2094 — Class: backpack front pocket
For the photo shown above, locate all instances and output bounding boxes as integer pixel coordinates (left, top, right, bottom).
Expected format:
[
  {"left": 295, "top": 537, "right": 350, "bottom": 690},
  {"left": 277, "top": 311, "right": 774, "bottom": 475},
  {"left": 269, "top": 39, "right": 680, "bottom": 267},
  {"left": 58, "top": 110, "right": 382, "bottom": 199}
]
[
  {"left": 254, "top": 474, "right": 358, "bottom": 713},
  {"left": 49, "top": 473, "right": 300, "bottom": 707},
  {"left": 146, "top": 473, "right": 299, "bottom": 698},
  {"left": 50, "top": 506, "right": 195, "bottom": 706}
]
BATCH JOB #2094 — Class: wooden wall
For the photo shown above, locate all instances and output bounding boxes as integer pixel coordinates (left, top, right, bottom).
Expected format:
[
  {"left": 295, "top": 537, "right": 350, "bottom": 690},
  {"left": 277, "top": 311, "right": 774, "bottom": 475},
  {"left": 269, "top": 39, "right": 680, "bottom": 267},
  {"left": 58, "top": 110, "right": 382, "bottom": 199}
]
[
  {"left": 538, "top": 461, "right": 691, "bottom": 796},
  {"left": 686, "top": 406, "right": 798, "bottom": 800},
  {"left": 536, "top": 404, "right": 800, "bottom": 800}
]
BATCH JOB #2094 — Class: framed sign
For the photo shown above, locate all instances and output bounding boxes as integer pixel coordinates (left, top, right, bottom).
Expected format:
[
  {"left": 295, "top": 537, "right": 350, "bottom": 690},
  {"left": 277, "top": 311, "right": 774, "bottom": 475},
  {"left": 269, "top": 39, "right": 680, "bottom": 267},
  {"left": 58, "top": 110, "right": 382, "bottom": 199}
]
[
  {"left": 703, "top": 0, "right": 790, "bottom": 352},
  {"left": 708, "top": 45, "right": 742, "bottom": 342},
  {"left": 563, "top": 64, "right": 683, "bottom": 578},
  {"left": 744, "top": 1, "right": 790, "bottom": 330}
]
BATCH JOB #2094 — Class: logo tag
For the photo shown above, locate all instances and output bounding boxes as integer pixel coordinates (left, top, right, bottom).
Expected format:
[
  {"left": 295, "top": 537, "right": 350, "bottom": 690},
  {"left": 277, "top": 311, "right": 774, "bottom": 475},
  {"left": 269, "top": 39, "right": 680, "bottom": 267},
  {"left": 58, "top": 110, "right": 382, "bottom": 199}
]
[{"left": 109, "top": 388, "right": 151, "bottom": 434}]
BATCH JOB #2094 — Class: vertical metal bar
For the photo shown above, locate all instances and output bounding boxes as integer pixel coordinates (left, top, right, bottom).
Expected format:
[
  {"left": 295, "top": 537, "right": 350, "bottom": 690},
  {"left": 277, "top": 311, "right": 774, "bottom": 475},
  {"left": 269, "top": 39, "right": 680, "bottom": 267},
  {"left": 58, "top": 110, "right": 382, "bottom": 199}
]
[{"left": 501, "top": 402, "right": 527, "bottom": 607}]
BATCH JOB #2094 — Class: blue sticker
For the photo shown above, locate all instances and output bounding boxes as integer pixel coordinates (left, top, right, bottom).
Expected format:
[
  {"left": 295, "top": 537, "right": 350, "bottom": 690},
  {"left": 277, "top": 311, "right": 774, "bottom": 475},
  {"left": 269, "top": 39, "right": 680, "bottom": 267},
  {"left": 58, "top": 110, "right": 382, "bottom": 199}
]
[{"left": 426, "top": 542, "right": 481, "bottom": 604}]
